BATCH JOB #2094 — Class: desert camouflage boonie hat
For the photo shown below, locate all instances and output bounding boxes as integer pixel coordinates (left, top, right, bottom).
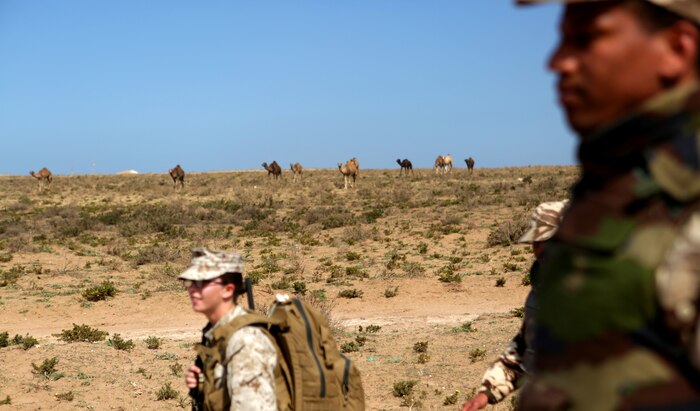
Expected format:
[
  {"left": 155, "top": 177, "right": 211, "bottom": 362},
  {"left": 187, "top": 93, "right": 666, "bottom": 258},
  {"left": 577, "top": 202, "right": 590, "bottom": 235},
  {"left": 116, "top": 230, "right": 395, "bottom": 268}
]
[
  {"left": 518, "top": 200, "right": 569, "bottom": 244},
  {"left": 178, "top": 247, "right": 244, "bottom": 281},
  {"left": 516, "top": 0, "right": 700, "bottom": 25}
]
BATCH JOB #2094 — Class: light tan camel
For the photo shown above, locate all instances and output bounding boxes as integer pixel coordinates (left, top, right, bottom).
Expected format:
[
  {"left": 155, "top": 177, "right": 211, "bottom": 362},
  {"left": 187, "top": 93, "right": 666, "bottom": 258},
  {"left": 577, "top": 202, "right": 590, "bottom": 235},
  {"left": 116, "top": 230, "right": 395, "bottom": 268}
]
[
  {"left": 396, "top": 158, "right": 413, "bottom": 176},
  {"left": 169, "top": 164, "right": 185, "bottom": 189},
  {"left": 443, "top": 154, "right": 453, "bottom": 173},
  {"left": 434, "top": 156, "right": 447, "bottom": 175},
  {"left": 262, "top": 161, "right": 282, "bottom": 180},
  {"left": 338, "top": 160, "right": 359, "bottom": 189},
  {"left": 465, "top": 157, "right": 475, "bottom": 174},
  {"left": 29, "top": 167, "right": 52, "bottom": 191},
  {"left": 349, "top": 157, "right": 359, "bottom": 176},
  {"left": 290, "top": 163, "right": 303, "bottom": 182}
]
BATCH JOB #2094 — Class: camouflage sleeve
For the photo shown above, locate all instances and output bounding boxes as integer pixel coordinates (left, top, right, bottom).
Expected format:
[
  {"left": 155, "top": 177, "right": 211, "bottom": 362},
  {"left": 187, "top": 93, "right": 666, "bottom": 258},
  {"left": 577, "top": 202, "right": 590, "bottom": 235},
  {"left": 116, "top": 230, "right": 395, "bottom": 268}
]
[
  {"left": 225, "top": 325, "right": 278, "bottom": 411},
  {"left": 476, "top": 336, "right": 526, "bottom": 404},
  {"left": 656, "top": 210, "right": 700, "bottom": 369}
]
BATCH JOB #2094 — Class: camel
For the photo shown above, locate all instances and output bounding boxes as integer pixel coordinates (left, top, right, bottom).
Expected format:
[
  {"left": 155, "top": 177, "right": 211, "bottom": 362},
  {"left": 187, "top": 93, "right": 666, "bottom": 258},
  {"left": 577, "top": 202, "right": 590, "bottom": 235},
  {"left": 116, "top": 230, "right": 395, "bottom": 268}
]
[
  {"left": 262, "top": 161, "right": 282, "bottom": 180},
  {"left": 168, "top": 164, "right": 185, "bottom": 189},
  {"left": 396, "top": 158, "right": 413, "bottom": 176},
  {"left": 434, "top": 156, "right": 447, "bottom": 175},
  {"left": 338, "top": 159, "right": 359, "bottom": 189},
  {"left": 29, "top": 167, "right": 52, "bottom": 191},
  {"left": 465, "top": 157, "right": 476, "bottom": 174},
  {"left": 349, "top": 157, "right": 359, "bottom": 176},
  {"left": 443, "top": 154, "right": 453, "bottom": 173},
  {"left": 290, "top": 163, "right": 303, "bottom": 183}
]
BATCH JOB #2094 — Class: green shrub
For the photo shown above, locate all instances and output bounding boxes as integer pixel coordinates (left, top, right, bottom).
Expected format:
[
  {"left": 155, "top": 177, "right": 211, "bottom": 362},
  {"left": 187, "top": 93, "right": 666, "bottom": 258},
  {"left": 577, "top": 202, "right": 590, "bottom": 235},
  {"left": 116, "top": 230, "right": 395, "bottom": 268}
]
[
  {"left": 82, "top": 281, "right": 117, "bottom": 302},
  {"left": 170, "top": 362, "right": 183, "bottom": 377},
  {"left": 417, "top": 353, "right": 430, "bottom": 364},
  {"left": 522, "top": 273, "right": 531, "bottom": 286},
  {"left": 55, "top": 391, "right": 74, "bottom": 402},
  {"left": 511, "top": 307, "right": 525, "bottom": 318},
  {"left": 438, "top": 271, "right": 462, "bottom": 283},
  {"left": 469, "top": 348, "right": 487, "bottom": 363},
  {"left": 443, "top": 391, "right": 460, "bottom": 406},
  {"left": 156, "top": 382, "right": 179, "bottom": 401},
  {"left": 384, "top": 286, "right": 399, "bottom": 298},
  {"left": 503, "top": 262, "right": 519, "bottom": 272},
  {"left": 413, "top": 341, "right": 429, "bottom": 353},
  {"left": 495, "top": 277, "right": 506, "bottom": 287},
  {"left": 338, "top": 289, "right": 363, "bottom": 299},
  {"left": 340, "top": 341, "right": 360, "bottom": 353},
  {"left": 0, "top": 396, "right": 10, "bottom": 405},
  {"left": 145, "top": 336, "right": 162, "bottom": 350},
  {"left": 364, "top": 324, "right": 382, "bottom": 333},
  {"left": 12, "top": 334, "right": 38, "bottom": 350},
  {"left": 345, "top": 251, "right": 361, "bottom": 261},
  {"left": 452, "top": 322, "right": 476, "bottom": 333},
  {"left": 108, "top": 334, "right": 135, "bottom": 351},
  {"left": 32, "top": 357, "right": 63, "bottom": 380},
  {"left": 417, "top": 242, "right": 428, "bottom": 254},
  {"left": 487, "top": 215, "right": 530, "bottom": 247},
  {"left": 392, "top": 380, "right": 418, "bottom": 397},
  {"left": 0, "top": 331, "right": 8, "bottom": 347},
  {"left": 59, "top": 324, "right": 108, "bottom": 343}
]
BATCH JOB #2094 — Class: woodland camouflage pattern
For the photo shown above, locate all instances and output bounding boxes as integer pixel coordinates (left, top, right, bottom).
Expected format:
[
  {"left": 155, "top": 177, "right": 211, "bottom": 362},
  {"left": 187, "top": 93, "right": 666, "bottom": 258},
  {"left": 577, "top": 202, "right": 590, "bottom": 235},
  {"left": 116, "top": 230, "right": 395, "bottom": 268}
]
[
  {"left": 520, "top": 84, "right": 700, "bottom": 410},
  {"left": 199, "top": 305, "right": 278, "bottom": 411}
]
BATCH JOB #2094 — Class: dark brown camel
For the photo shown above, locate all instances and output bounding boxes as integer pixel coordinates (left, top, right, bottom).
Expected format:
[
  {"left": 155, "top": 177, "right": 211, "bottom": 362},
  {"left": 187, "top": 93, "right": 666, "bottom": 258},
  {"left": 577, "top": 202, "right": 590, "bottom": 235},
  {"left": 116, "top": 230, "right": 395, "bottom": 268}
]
[
  {"left": 262, "top": 161, "right": 282, "bottom": 180},
  {"left": 396, "top": 159, "right": 413, "bottom": 176},
  {"left": 169, "top": 164, "right": 185, "bottom": 188},
  {"left": 465, "top": 157, "right": 476, "bottom": 174}
]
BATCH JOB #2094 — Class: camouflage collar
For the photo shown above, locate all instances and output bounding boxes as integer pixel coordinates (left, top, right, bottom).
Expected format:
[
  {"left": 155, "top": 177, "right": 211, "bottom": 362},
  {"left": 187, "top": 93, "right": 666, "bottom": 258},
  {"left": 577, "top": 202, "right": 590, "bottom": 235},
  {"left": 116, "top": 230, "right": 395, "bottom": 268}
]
[{"left": 577, "top": 82, "right": 700, "bottom": 201}]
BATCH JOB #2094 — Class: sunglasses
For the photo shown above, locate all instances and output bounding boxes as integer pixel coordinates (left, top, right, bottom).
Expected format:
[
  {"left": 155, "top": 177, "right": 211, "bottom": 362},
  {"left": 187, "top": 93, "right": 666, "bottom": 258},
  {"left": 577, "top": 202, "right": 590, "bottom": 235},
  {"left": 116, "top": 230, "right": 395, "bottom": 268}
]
[{"left": 183, "top": 279, "right": 223, "bottom": 290}]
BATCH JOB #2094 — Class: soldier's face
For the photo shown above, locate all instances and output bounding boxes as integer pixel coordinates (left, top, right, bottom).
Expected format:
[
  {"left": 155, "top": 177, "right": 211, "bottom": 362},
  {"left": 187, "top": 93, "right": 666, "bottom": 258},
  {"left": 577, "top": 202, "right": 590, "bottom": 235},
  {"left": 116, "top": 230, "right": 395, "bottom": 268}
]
[
  {"left": 187, "top": 279, "right": 231, "bottom": 319},
  {"left": 548, "top": 2, "right": 670, "bottom": 136}
]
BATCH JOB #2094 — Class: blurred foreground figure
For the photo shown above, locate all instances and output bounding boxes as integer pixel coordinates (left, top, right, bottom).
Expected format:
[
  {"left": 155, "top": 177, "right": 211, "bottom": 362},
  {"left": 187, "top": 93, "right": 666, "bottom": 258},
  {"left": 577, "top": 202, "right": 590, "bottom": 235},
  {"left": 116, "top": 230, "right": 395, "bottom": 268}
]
[
  {"left": 461, "top": 201, "right": 567, "bottom": 411},
  {"left": 516, "top": 1, "right": 700, "bottom": 410}
]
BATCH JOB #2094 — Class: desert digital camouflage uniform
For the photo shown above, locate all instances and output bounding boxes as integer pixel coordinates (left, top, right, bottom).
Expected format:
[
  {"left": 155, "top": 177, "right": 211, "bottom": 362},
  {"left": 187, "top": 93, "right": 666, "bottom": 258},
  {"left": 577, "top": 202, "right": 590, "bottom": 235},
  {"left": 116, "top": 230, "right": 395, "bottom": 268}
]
[
  {"left": 181, "top": 248, "right": 278, "bottom": 411},
  {"left": 477, "top": 201, "right": 567, "bottom": 404},
  {"left": 519, "top": 83, "right": 700, "bottom": 410},
  {"left": 199, "top": 304, "right": 278, "bottom": 411}
]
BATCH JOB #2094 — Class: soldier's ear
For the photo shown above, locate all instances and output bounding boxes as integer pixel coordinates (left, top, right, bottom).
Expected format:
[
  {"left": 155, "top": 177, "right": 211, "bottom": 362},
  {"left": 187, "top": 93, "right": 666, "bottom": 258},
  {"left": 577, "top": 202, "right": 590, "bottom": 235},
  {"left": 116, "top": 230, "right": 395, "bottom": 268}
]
[
  {"left": 658, "top": 21, "right": 700, "bottom": 85},
  {"left": 221, "top": 282, "right": 235, "bottom": 300}
]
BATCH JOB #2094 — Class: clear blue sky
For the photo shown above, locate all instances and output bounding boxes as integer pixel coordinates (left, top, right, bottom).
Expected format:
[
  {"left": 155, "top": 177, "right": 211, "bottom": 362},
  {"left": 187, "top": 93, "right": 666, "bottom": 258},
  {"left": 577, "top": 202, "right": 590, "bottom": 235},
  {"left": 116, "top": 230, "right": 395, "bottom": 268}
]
[{"left": 0, "top": 1, "right": 575, "bottom": 175}]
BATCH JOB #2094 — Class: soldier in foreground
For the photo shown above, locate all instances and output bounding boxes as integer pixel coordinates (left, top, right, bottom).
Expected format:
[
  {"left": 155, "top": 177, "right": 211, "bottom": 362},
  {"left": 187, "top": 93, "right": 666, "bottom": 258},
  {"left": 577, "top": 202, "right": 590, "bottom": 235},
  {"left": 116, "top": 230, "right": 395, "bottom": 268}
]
[
  {"left": 461, "top": 201, "right": 567, "bottom": 411},
  {"left": 181, "top": 248, "right": 277, "bottom": 410},
  {"left": 516, "top": 0, "right": 700, "bottom": 409}
]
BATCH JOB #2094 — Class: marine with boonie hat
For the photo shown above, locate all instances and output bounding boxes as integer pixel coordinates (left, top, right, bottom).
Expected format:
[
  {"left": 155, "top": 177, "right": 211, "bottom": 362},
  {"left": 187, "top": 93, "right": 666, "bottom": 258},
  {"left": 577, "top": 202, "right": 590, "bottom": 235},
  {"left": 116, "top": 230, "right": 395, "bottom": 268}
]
[
  {"left": 514, "top": 0, "right": 700, "bottom": 409},
  {"left": 178, "top": 247, "right": 244, "bottom": 282},
  {"left": 181, "top": 247, "right": 278, "bottom": 411},
  {"left": 461, "top": 201, "right": 568, "bottom": 411}
]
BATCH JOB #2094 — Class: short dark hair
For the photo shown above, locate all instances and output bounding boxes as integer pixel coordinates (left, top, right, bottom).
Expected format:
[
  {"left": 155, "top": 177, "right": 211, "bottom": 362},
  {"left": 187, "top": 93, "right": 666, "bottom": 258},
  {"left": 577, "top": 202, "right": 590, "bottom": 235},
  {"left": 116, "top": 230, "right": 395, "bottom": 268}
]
[
  {"left": 219, "top": 272, "right": 246, "bottom": 300},
  {"left": 624, "top": 0, "right": 700, "bottom": 70}
]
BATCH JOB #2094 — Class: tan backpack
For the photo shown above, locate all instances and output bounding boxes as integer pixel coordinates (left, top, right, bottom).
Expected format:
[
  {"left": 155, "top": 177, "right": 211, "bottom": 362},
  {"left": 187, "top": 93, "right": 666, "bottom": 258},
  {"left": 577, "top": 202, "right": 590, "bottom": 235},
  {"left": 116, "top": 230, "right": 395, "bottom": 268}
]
[{"left": 194, "top": 296, "right": 365, "bottom": 411}]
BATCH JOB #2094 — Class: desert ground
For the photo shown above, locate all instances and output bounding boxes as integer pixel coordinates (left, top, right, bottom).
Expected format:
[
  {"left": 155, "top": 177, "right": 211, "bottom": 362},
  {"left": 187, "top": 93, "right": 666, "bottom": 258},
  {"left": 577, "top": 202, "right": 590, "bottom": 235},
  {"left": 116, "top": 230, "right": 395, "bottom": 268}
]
[{"left": 0, "top": 165, "right": 578, "bottom": 410}]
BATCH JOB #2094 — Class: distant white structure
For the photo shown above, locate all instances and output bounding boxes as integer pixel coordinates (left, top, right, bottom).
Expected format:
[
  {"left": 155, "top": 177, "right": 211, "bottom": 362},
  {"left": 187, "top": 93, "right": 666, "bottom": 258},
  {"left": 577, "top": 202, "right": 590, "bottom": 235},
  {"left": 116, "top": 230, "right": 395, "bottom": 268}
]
[{"left": 116, "top": 170, "right": 139, "bottom": 175}]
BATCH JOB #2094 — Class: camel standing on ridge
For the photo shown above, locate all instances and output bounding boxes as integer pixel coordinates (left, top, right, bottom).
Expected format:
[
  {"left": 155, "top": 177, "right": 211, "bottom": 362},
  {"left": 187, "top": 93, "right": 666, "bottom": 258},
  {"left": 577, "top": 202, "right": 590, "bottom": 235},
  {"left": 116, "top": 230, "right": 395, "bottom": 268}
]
[
  {"left": 465, "top": 157, "right": 476, "bottom": 175},
  {"left": 29, "top": 167, "right": 52, "bottom": 191},
  {"left": 290, "top": 163, "right": 303, "bottom": 183},
  {"left": 169, "top": 164, "right": 185, "bottom": 189},
  {"left": 443, "top": 154, "right": 453, "bottom": 173},
  {"left": 349, "top": 157, "right": 359, "bottom": 176},
  {"left": 338, "top": 159, "right": 359, "bottom": 189},
  {"left": 396, "top": 159, "right": 413, "bottom": 176},
  {"left": 262, "top": 161, "right": 282, "bottom": 180},
  {"left": 434, "top": 156, "right": 447, "bottom": 175}
]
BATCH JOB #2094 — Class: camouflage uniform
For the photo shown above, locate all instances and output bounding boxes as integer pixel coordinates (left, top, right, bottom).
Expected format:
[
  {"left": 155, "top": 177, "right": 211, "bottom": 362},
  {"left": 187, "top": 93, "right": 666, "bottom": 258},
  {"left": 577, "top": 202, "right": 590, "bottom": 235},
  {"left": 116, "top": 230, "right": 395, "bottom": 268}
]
[
  {"left": 477, "top": 201, "right": 567, "bottom": 404},
  {"left": 200, "top": 304, "right": 278, "bottom": 411},
  {"left": 180, "top": 248, "right": 278, "bottom": 411},
  {"left": 518, "top": 82, "right": 700, "bottom": 409}
]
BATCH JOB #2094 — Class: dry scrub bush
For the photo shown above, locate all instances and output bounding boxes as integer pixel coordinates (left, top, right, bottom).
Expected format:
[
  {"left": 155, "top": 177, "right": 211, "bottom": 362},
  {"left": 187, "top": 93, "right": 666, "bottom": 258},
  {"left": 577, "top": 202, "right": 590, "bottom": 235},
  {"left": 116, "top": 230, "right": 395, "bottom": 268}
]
[{"left": 487, "top": 213, "right": 530, "bottom": 247}]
